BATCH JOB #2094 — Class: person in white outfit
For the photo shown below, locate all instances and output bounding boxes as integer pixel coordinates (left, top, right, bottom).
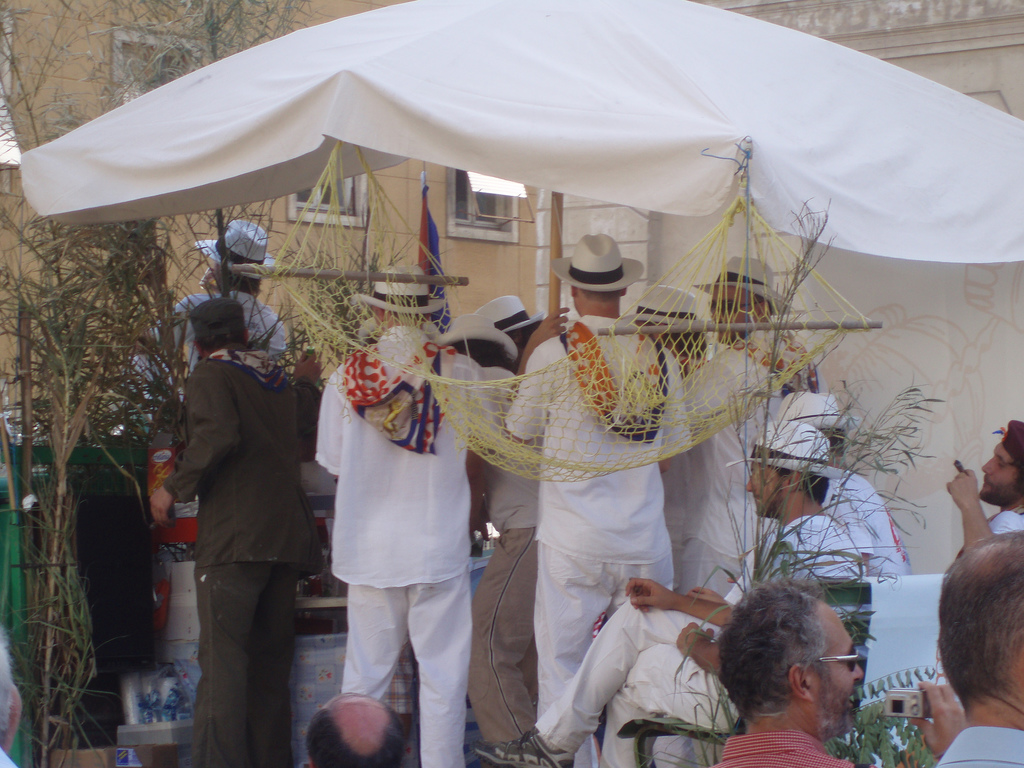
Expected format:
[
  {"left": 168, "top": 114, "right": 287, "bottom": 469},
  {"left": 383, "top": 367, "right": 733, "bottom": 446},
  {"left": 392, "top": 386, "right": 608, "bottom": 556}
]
[
  {"left": 0, "top": 626, "right": 22, "bottom": 768},
  {"left": 776, "top": 391, "right": 911, "bottom": 577},
  {"left": 621, "top": 285, "right": 713, "bottom": 594},
  {"left": 316, "top": 266, "right": 483, "bottom": 768},
  {"left": 438, "top": 313, "right": 544, "bottom": 743},
  {"left": 506, "top": 234, "right": 680, "bottom": 767},
  {"left": 176, "top": 219, "right": 287, "bottom": 369},
  {"left": 477, "top": 421, "right": 861, "bottom": 768},
  {"left": 663, "top": 256, "right": 819, "bottom": 594}
]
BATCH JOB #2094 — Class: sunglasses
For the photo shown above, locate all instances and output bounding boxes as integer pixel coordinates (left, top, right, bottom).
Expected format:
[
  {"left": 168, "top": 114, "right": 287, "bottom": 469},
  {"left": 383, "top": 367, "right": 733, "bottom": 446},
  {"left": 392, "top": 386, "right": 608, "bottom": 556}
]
[{"left": 818, "top": 653, "right": 865, "bottom": 672}]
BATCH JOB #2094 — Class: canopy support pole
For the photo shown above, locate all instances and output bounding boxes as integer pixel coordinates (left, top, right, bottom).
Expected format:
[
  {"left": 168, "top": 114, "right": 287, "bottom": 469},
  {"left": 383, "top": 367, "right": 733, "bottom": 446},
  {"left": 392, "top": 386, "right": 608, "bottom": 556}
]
[
  {"left": 229, "top": 265, "right": 468, "bottom": 286},
  {"left": 599, "top": 319, "right": 883, "bottom": 335},
  {"left": 548, "top": 191, "right": 564, "bottom": 315}
]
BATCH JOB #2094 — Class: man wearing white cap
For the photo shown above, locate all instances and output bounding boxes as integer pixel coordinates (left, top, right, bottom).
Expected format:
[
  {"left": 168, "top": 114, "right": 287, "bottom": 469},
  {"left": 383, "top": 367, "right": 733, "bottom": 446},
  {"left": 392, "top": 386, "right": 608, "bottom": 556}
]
[
  {"left": 777, "top": 391, "right": 911, "bottom": 577},
  {"left": 477, "top": 421, "right": 860, "bottom": 768},
  {"left": 316, "top": 266, "right": 483, "bottom": 768},
  {"left": 505, "top": 234, "right": 678, "bottom": 764},
  {"left": 176, "top": 219, "right": 287, "bottom": 369}
]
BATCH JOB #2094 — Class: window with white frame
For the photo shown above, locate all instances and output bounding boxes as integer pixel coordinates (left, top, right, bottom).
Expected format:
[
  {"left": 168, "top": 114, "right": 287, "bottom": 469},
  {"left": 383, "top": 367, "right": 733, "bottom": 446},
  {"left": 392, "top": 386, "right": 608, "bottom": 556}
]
[
  {"left": 0, "top": 13, "right": 19, "bottom": 183},
  {"left": 112, "top": 29, "right": 200, "bottom": 104},
  {"left": 446, "top": 168, "right": 524, "bottom": 243},
  {"left": 287, "top": 174, "right": 367, "bottom": 226}
]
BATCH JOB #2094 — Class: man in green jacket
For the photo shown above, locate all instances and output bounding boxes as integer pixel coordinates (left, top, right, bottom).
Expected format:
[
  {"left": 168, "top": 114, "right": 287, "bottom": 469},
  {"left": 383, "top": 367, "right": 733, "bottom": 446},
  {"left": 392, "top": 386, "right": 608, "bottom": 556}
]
[{"left": 150, "top": 297, "right": 322, "bottom": 768}]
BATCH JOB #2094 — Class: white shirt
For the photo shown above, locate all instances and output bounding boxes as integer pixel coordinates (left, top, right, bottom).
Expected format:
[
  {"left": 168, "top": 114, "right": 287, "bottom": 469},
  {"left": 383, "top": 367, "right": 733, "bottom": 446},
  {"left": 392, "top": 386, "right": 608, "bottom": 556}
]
[
  {"left": 175, "top": 291, "right": 287, "bottom": 369},
  {"left": 662, "top": 340, "right": 776, "bottom": 563},
  {"left": 316, "top": 326, "right": 482, "bottom": 587},
  {"left": 938, "top": 725, "right": 1024, "bottom": 767},
  {"left": 775, "top": 513, "right": 864, "bottom": 581},
  {"left": 734, "top": 512, "right": 861, "bottom": 589},
  {"left": 989, "top": 508, "right": 1024, "bottom": 534},
  {"left": 478, "top": 365, "right": 539, "bottom": 533},
  {"left": 506, "top": 315, "right": 672, "bottom": 564},
  {"left": 826, "top": 472, "right": 912, "bottom": 577},
  {"left": 662, "top": 424, "right": 757, "bottom": 559}
]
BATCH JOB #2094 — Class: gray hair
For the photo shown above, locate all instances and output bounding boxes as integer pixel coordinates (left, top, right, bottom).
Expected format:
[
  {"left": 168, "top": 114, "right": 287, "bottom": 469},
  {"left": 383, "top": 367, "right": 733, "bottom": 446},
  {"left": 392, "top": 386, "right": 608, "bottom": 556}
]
[
  {"left": 0, "top": 626, "right": 14, "bottom": 749},
  {"left": 717, "top": 580, "right": 828, "bottom": 720},
  {"left": 939, "top": 531, "right": 1024, "bottom": 712}
]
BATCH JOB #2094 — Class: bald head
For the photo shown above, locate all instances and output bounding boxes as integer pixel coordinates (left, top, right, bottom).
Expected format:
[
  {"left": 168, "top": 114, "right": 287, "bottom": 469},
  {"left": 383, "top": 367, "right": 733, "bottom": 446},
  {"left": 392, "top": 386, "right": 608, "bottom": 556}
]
[
  {"left": 307, "top": 694, "right": 404, "bottom": 768},
  {"left": 332, "top": 695, "right": 392, "bottom": 757}
]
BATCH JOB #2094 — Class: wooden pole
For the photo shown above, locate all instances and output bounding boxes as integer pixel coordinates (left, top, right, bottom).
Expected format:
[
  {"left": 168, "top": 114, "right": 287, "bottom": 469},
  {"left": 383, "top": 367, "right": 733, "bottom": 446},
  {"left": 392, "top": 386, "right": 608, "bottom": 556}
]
[
  {"left": 228, "top": 265, "right": 469, "bottom": 286},
  {"left": 599, "top": 319, "right": 884, "bottom": 335},
  {"left": 17, "top": 309, "right": 32, "bottom": 505},
  {"left": 548, "top": 191, "right": 564, "bottom": 316}
]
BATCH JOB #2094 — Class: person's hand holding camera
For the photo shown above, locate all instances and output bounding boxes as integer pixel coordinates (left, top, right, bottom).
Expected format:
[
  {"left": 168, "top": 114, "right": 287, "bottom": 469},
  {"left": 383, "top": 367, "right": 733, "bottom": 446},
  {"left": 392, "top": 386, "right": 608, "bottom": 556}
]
[{"left": 909, "top": 681, "right": 967, "bottom": 760}]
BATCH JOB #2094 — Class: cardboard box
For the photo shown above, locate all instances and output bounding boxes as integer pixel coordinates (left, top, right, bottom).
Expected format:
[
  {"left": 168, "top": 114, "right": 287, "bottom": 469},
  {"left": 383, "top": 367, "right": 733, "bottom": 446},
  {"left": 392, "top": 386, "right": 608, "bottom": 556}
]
[{"left": 51, "top": 745, "right": 177, "bottom": 768}]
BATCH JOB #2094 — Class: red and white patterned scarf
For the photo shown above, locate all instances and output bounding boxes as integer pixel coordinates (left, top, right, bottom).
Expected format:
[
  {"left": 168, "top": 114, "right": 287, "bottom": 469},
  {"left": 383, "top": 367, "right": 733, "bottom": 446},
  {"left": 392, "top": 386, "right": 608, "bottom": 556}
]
[
  {"left": 563, "top": 321, "right": 668, "bottom": 443},
  {"left": 344, "top": 340, "right": 456, "bottom": 454}
]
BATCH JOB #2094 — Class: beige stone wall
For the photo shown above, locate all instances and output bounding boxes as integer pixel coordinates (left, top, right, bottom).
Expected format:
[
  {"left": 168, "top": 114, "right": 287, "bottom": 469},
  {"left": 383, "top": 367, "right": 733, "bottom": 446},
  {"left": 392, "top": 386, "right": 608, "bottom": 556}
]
[
  {"left": 0, "top": 0, "right": 541, "bottom": 384},
  {"left": 553, "top": 0, "right": 1024, "bottom": 572}
]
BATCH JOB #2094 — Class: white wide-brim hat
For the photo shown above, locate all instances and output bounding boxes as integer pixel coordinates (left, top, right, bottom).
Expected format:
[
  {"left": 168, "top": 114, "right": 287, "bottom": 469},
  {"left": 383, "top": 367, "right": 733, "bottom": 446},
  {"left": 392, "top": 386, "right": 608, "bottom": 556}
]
[
  {"left": 753, "top": 420, "right": 842, "bottom": 479},
  {"left": 551, "top": 234, "right": 644, "bottom": 292},
  {"left": 476, "top": 295, "right": 544, "bottom": 333},
  {"left": 437, "top": 313, "right": 517, "bottom": 361},
  {"left": 777, "top": 392, "right": 845, "bottom": 431},
  {"left": 353, "top": 264, "right": 445, "bottom": 315},
  {"left": 633, "top": 285, "right": 704, "bottom": 323},
  {"left": 697, "top": 256, "right": 782, "bottom": 308},
  {"left": 196, "top": 219, "right": 275, "bottom": 277}
]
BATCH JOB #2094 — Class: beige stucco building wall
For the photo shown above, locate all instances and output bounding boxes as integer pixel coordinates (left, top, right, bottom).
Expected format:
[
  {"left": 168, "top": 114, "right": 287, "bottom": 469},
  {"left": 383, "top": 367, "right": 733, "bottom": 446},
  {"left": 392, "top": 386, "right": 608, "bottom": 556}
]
[
  {"left": 0, "top": 0, "right": 541, "bottom": 407},
  {"left": 549, "top": 0, "right": 1024, "bottom": 574}
]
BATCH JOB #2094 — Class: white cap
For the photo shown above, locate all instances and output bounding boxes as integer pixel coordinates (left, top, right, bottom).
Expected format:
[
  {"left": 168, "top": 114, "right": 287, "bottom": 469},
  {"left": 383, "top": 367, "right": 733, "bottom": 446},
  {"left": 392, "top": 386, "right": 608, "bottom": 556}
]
[
  {"left": 634, "top": 285, "right": 703, "bottom": 322},
  {"left": 754, "top": 420, "right": 840, "bottom": 478},
  {"left": 196, "top": 220, "right": 275, "bottom": 277}
]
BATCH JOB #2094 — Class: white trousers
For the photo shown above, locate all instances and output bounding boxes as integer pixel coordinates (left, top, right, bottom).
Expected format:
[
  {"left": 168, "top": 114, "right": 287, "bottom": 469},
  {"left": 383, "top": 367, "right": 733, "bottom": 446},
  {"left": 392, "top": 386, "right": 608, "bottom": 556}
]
[
  {"left": 534, "top": 544, "right": 673, "bottom": 768},
  {"left": 343, "top": 572, "right": 471, "bottom": 768},
  {"left": 537, "top": 603, "right": 733, "bottom": 768}
]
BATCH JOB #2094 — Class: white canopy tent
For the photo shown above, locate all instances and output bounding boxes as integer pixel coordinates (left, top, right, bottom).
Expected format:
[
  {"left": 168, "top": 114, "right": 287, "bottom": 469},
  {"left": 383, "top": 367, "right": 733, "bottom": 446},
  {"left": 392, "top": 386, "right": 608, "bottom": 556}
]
[{"left": 18, "top": 0, "right": 1024, "bottom": 264}]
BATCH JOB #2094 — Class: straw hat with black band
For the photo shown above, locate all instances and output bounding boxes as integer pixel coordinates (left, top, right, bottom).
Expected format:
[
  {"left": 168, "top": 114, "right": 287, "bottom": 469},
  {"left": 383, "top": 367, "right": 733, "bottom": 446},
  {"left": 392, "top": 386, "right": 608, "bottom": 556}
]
[
  {"left": 477, "top": 295, "right": 544, "bottom": 333},
  {"left": 697, "top": 256, "right": 782, "bottom": 311},
  {"left": 551, "top": 234, "right": 644, "bottom": 292},
  {"left": 437, "top": 313, "right": 518, "bottom": 362},
  {"left": 353, "top": 264, "right": 445, "bottom": 315}
]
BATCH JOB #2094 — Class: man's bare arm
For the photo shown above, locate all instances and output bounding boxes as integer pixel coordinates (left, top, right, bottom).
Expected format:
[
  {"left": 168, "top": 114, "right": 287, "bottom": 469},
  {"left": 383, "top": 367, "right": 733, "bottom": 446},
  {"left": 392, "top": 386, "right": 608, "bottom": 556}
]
[
  {"left": 947, "top": 466, "right": 994, "bottom": 550},
  {"left": 517, "top": 307, "right": 568, "bottom": 375}
]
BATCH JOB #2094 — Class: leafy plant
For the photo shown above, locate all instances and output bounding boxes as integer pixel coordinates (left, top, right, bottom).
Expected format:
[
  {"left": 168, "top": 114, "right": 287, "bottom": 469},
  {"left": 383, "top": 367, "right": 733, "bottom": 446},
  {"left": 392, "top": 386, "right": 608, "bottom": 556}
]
[{"left": 0, "top": 1, "right": 314, "bottom": 764}]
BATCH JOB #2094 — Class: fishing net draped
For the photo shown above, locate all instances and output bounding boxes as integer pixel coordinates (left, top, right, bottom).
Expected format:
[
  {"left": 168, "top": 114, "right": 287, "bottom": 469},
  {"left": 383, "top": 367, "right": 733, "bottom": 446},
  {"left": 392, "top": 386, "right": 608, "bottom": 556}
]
[{"left": 262, "top": 143, "right": 870, "bottom": 481}]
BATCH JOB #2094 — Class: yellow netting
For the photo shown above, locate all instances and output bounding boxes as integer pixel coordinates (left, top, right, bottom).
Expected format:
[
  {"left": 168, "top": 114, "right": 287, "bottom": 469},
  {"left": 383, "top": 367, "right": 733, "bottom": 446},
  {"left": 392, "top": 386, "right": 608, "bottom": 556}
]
[{"left": 262, "top": 143, "right": 871, "bottom": 481}]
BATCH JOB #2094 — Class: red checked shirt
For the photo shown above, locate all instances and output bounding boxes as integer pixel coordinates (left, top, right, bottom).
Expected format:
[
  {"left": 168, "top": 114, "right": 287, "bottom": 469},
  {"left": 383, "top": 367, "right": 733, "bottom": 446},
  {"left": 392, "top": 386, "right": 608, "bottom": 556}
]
[{"left": 713, "top": 730, "right": 872, "bottom": 768}]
